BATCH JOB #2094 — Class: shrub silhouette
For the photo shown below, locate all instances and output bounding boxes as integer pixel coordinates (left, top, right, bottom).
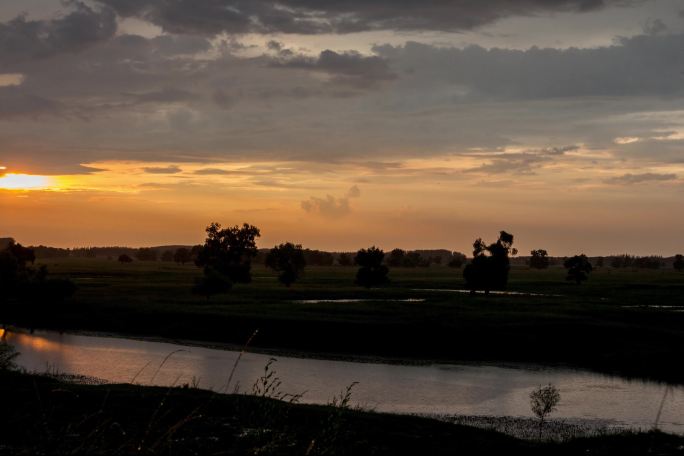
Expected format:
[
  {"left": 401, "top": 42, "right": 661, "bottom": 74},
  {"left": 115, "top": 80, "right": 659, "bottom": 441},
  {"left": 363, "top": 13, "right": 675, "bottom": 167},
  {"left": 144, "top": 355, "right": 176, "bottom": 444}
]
[
  {"left": 530, "top": 384, "right": 560, "bottom": 440},
  {"left": 265, "top": 243, "right": 306, "bottom": 287},
  {"left": 354, "top": 246, "right": 389, "bottom": 288},
  {"left": 463, "top": 231, "right": 517, "bottom": 294},
  {"left": 118, "top": 254, "right": 133, "bottom": 263},
  {"left": 674, "top": 254, "right": 684, "bottom": 271},
  {"left": 564, "top": 254, "right": 592, "bottom": 284}
]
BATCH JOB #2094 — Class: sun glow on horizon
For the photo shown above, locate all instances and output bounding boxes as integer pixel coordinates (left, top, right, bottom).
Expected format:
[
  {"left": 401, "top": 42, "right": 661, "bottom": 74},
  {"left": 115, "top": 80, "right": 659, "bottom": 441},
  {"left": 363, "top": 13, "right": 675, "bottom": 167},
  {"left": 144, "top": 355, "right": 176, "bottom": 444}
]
[{"left": 0, "top": 173, "right": 53, "bottom": 190}]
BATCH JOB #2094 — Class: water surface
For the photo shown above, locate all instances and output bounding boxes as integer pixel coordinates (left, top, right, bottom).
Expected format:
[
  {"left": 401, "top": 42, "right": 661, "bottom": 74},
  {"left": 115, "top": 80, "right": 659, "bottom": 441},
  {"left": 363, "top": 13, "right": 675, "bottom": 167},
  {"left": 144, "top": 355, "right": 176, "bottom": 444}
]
[{"left": 5, "top": 329, "right": 683, "bottom": 433}]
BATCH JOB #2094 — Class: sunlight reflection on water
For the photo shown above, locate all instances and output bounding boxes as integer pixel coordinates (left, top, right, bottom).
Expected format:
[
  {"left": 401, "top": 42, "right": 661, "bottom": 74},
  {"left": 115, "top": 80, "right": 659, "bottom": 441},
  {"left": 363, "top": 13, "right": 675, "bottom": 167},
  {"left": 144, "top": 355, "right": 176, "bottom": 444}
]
[{"left": 5, "top": 329, "right": 683, "bottom": 434}]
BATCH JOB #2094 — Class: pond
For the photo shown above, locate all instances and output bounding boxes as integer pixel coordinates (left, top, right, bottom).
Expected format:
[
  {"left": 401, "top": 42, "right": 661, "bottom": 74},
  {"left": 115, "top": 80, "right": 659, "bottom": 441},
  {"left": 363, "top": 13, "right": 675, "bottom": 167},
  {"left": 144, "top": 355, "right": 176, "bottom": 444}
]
[{"left": 4, "top": 329, "right": 683, "bottom": 434}]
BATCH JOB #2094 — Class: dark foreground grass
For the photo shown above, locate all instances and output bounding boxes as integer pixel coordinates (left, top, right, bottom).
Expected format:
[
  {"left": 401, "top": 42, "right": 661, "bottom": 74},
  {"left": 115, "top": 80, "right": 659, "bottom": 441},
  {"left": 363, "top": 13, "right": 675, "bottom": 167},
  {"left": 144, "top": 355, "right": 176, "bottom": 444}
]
[
  {"left": 1, "top": 370, "right": 683, "bottom": 456},
  {"left": 2, "top": 258, "right": 684, "bottom": 383}
]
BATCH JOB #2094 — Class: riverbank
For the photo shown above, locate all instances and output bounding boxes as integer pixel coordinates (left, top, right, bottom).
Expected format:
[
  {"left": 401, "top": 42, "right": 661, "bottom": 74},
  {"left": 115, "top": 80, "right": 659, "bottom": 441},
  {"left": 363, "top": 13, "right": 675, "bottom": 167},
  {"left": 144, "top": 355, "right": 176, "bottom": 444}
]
[
  {"left": 3, "top": 260, "right": 684, "bottom": 384},
  {"left": 1, "top": 370, "right": 683, "bottom": 455}
]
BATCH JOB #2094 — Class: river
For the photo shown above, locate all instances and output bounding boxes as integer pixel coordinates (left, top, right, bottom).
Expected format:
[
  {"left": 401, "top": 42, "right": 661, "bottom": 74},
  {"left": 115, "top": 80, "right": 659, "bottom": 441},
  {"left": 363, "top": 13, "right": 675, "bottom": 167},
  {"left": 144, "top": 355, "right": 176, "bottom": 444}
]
[{"left": 4, "top": 328, "right": 683, "bottom": 433}]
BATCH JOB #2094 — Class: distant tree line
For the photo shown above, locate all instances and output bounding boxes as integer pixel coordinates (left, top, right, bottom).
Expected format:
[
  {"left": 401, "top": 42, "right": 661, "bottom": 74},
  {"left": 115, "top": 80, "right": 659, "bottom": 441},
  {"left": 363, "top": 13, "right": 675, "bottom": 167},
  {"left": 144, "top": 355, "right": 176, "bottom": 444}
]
[
  {"left": 605, "top": 254, "right": 665, "bottom": 269},
  {"left": 15, "top": 239, "right": 682, "bottom": 273}
]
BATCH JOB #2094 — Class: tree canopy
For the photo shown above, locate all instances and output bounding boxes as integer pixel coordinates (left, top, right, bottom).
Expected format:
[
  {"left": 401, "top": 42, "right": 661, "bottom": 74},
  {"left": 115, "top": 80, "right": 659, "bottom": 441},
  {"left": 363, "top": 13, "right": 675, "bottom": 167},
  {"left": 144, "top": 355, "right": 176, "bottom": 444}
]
[
  {"left": 463, "top": 231, "right": 517, "bottom": 294},
  {"left": 354, "top": 246, "right": 389, "bottom": 288},
  {"left": 193, "top": 223, "right": 261, "bottom": 297},
  {"left": 564, "top": 254, "right": 592, "bottom": 284},
  {"left": 529, "top": 249, "right": 550, "bottom": 269},
  {"left": 265, "top": 243, "right": 306, "bottom": 287}
]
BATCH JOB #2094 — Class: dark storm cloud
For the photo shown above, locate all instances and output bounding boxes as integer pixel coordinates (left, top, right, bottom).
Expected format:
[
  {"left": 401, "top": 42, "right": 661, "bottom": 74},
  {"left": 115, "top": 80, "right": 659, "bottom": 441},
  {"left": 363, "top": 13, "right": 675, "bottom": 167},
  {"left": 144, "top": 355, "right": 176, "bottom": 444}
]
[
  {"left": 375, "top": 33, "right": 684, "bottom": 99},
  {"left": 605, "top": 172, "right": 678, "bottom": 184},
  {"left": 274, "top": 49, "right": 396, "bottom": 88},
  {"left": 129, "top": 88, "right": 196, "bottom": 104},
  {"left": 0, "top": 87, "right": 62, "bottom": 119},
  {"left": 0, "top": 2, "right": 116, "bottom": 64},
  {"left": 94, "top": 0, "right": 634, "bottom": 35}
]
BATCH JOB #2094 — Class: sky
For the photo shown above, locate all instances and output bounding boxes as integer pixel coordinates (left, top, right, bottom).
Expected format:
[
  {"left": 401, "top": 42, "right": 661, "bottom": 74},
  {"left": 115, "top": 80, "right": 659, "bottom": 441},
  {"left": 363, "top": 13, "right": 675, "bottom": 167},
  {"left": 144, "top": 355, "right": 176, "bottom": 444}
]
[{"left": 1, "top": 0, "right": 683, "bottom": 255}]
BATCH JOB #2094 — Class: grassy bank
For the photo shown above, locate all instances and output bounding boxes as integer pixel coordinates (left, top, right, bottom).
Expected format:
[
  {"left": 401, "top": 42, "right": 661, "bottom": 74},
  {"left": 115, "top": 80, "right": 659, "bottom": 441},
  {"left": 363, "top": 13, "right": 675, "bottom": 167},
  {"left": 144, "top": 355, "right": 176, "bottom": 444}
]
[
  {"left": 2, "top": 258, "right": 684, "bottom": 383},
  {"left": 1, "top": 370, "right": 683, "bottom": 455}
]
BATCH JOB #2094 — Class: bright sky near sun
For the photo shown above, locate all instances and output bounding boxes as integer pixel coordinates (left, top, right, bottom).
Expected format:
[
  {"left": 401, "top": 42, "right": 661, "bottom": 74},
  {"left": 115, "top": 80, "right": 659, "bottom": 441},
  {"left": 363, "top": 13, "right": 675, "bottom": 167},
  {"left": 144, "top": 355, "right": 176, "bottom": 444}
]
[{"left": 1, "top": 0, "right": 684, "bottom": 254}]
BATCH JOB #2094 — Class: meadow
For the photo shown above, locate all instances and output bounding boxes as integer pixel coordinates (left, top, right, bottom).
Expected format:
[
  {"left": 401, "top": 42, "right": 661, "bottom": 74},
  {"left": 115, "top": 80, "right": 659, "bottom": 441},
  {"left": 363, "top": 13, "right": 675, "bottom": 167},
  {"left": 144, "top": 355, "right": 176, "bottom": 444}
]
[{"left": 3, "top": 257, "right": 684, "bottom": 384}]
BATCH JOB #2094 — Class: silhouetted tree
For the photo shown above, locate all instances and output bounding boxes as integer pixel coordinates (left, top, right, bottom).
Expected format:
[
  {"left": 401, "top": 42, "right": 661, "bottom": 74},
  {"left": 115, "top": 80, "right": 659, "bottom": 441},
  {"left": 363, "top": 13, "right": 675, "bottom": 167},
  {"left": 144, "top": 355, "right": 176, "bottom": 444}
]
[
  {"left": 8, "top": 243, "right": 35, "bottom": 265},
  {"left": 448, "top": 252, "right": 467, "bottom": 268},
  {"left": 564, "top": 254, "right": 592, "bottom": 284},
  {"left": 173, "top": 248, "right": 192, "bottom": 265},
  {"left": 530, "top": 384, "right": 560, "bottom": 440},
  {"left": 136, "top": 248, "right": 157, "bottom": 262},
  {"left": 463, "top": 231, "right": 517, "bottom": 294},
  {"left": 529, "top": 249, "right": 550, "bottom": 269},
  {"left": 161, "top": 250, "right": 174, "bottom": 262},
  {"left": 118, "top": 254, "right": 133, "bottom": 263},
  {"left": 0, "top": 241, "right": 75, "bottom": 304},
  {"left": 674, "top": 254, "right": 684, "bottom": 271},
  {"left": 265, "top": 243, "right": 306, "bottom": 287},
  {"left": 354, "top": 246, "right": 389, "bottom": 288},
  {"left": 595, "top": 257, "right": 604, "bottom": 268},
  {"left": 337, "top": 253, "right": 353, "bottom": 266},
  {"left": 387, "top": 248, "right": 406, "bottom": 267},
  {"left": 194, "top": 223, "right": 261, "bottom": 296}
]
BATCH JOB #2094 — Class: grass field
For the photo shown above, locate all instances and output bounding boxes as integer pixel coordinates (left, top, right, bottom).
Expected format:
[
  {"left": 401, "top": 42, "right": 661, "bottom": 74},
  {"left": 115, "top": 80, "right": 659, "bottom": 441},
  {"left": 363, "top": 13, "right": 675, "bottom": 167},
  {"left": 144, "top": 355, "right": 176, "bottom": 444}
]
[{"left": 3, "top": 258, "right": 684, "bottom": 383}]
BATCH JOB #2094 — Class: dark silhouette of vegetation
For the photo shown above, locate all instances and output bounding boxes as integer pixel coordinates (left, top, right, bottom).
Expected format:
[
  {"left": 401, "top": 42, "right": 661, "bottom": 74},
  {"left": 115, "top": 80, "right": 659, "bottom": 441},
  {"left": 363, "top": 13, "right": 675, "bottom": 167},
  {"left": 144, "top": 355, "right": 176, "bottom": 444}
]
[
  {"left": 387, "top": 248, "right": 406, "bottom": 267},
  {"left": 173, "top": 248, "right": 192, "bottom": 265},
  {"left": 387, "top": 249, "right": 431, "bottom": 268},
  {"left": 193, "top": 223, "right": 261, "bottom": 297},
  {"left": 564, "top": 255, "right": 592, "bottom": 284},
  {"left": 530, "top": 384, "right": 560, "bottom": 440},
  {"left": 136, "top": 248, "right": 158, "bottom": 262},
  {"left": 609, "top": 254, "right": 663, "bottom": 269},
  {"left": 0, "top": 343, "right": 18, "bottom": 370},
  {"left": 192, "top": 266, "right": 232, "bottom": 299},
  {"left": 302, "top": 249, "right": 334, "bottom": 266},
  {"left": 337, "top": 253, "right": 353, "bottom": 266},
  {"left": 160, "top": 250, "right": 174, "bottom": 262},
  {"left": 529, "top": 250, "right": 549, "bottom": 269},
  {"left": 118, "top": 254, "right": 133, "bottom": 263},
  {"left": 354, "top": 246, "right": 389, "bottom": 288},
  {"left": 448, "top": 252, "right": 467, "bottom": 268},
  {"left": 265, "top": 243, "right": 306, "bottom": 287},
  {"left": 673, "top": 254, "right": 683, "bottom": 271},
  {"left": 0, "top": 241, "right": 76, "bottom": 305},
  {"left": 463, "top": 231, "right": 517, "bottom": 294}
]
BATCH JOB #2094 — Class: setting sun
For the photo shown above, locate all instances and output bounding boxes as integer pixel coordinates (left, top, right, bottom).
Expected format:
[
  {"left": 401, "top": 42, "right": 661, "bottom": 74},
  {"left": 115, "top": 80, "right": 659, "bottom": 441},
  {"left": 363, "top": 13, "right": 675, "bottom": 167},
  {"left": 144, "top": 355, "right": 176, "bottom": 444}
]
[{"left": 0, "top": 173, "right": 52, "bottom": 190}]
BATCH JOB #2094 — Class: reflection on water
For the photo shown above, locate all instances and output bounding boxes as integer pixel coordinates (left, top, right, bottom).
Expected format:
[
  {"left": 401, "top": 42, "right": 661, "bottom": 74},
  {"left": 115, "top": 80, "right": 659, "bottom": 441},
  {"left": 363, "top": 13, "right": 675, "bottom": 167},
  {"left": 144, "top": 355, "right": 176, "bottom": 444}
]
[
  {"left": 5, "top": 329, "right": 683, "bottom": 434},
  {"left": 413, "top": 289, "right": 562, "bottom": 297}
]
